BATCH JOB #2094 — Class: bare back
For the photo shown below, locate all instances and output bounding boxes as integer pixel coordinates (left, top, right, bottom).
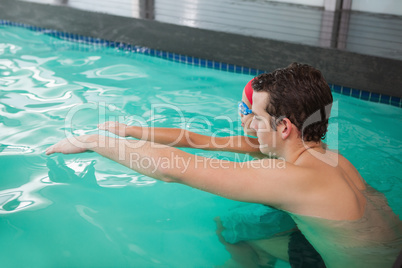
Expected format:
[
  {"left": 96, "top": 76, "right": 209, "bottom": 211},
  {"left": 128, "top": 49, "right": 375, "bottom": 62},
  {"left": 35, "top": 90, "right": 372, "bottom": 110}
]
[{"left": 282, "top": 149, "right": 402, "bottom": 267}]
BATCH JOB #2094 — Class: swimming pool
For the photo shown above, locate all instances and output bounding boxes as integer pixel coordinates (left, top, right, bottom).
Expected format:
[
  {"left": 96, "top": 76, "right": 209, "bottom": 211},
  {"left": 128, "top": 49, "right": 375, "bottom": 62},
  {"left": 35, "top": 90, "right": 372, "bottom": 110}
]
[{"left": 0, "top": 25, "right": 401, "bottom": 267}]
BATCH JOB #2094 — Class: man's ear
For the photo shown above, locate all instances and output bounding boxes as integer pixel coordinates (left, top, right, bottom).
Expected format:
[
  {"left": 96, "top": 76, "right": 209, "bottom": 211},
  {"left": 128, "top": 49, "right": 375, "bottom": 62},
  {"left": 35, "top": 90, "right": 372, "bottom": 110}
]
[{"left": 278, "top": 118, "right": 292, "bottom": 139}]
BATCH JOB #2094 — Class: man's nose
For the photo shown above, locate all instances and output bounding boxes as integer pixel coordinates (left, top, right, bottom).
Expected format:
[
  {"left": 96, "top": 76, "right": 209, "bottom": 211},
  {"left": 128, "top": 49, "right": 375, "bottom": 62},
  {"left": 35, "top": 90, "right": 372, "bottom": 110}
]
[{"left": 250, "top": 118, "right": 257, "bottom": 131}]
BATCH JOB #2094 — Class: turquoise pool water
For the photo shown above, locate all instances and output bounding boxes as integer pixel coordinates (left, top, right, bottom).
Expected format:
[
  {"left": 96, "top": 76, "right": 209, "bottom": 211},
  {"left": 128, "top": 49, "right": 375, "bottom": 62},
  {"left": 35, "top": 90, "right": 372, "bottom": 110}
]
[{"left": 0, "top": 26, "right": 401, "bottom": 267}]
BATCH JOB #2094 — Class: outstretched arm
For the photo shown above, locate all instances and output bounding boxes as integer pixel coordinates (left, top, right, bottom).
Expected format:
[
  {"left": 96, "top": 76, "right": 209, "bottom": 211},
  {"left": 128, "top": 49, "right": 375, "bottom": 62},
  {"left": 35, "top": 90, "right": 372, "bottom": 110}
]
[
  {"left": 98, "top": 122, "right": 264, "bottom": 157},
  {"left": 45, "top": 134, "right": 306, "bottom": 207}
]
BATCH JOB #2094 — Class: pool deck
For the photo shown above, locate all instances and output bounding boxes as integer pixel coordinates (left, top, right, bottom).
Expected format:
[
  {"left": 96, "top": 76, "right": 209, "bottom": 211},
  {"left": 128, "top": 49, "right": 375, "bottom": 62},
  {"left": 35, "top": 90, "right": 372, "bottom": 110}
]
[{"left": 1, "top": 0, "right": 401, "bottom": 99}]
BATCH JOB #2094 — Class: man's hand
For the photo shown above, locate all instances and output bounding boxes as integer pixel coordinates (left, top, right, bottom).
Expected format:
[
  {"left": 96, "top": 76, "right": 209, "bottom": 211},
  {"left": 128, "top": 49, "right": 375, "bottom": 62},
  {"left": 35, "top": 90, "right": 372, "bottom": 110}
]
[
  {"left": 45, "top": 135, "right": 96, "bottom": 155},
  {"left": 98, "top": 121, "right": 128, "bottom": 137}
]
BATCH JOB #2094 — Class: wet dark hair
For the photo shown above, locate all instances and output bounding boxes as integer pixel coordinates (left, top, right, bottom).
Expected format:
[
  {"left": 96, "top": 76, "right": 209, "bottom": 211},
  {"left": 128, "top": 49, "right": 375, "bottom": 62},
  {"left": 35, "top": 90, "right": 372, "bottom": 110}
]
[{"left": 252, "top": 62, "right": 333, "bottom": 142}]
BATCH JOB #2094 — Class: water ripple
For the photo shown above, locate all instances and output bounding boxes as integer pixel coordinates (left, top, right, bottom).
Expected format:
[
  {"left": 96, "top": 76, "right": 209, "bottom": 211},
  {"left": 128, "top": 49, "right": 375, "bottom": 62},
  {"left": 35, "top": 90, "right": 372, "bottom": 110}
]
[
  {"left": 16, "top": 64, "right": 67, "bottom": 88},
  {"left": 0, "top": 174, "right": 54, "bottom": 214},
  {"left": 58, "top": 56, "right": 101, "bottom": 66},
  {"left": 0, "top": 43, "right": 22, "bottom": 55},
  {"left": 81, "top": 64, "right": 148, "bottom": 80},
  {"left": 0, "top": 144, "right": 34, "bottom": 155},
  {"left": 1, "top": 92, "right": 80, "bottom": 113},
  {"left": 20, "top": 91, "right": 73, "bottom": 102}
]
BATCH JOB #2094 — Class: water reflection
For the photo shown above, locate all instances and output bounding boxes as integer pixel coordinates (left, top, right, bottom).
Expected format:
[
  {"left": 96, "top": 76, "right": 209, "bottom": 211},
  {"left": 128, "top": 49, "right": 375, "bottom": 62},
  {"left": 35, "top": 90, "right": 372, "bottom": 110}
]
[
  {"left": 0, "top": 179, "right": 51, "bottom": 214},
  {"left": 46, "top": 157, "right": 98, "bottom": 185},
  {"left": 0, "top": 154, "right": 166, "bottom": 265},
  {"left": 0, "top": 144, "right": 34, "bottom": 154},
  {"left": 81, "top": 64, "right": 148, "bottom": 80},
  {"left": 0, "top": 155, "right": 157, "bottom": 214},
  {"left": 0, "top": 157, "right": 96, "bottom": 214}
]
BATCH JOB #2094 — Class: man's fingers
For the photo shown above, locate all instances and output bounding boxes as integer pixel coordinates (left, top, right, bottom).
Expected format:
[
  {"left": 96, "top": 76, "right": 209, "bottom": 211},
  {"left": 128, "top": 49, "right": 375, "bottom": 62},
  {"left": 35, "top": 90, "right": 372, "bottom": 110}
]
[
  {"left": 98, "top": 121, "right": 119, "bottom": 130},
  {"left": 45, "top": 145, "right": 55, "bottom": 155},
  {"left": 98, "top": 123, "right": 107, "bottom": 130}
]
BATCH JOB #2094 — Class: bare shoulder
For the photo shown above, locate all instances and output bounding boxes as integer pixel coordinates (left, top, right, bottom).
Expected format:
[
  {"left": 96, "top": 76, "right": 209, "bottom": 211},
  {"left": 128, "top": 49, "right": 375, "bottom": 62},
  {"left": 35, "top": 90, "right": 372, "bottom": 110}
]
[
  {"left": 336, "top": 153, "right": 366, "bottom": 190},
  {"left": 285, "top": 151, "right": 367, "bottom": 219},
  {"left": 303, "top": 149, "right": 366, "bottom": 190}
]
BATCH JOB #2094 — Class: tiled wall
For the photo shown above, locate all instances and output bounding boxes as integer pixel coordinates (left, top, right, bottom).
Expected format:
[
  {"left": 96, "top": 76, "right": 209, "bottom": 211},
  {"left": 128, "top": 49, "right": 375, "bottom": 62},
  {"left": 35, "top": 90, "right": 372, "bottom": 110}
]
[
  {"left": 1, "top": 20, "right": 400, "bottom": 108},
  {"left": 331, "top": 85, "right": 401, "bottom": 107}
]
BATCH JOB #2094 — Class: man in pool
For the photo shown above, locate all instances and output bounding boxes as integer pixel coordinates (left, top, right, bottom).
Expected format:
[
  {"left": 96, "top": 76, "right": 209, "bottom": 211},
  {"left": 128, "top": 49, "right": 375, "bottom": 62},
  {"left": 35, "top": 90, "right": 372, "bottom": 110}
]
[
  {"left": 97, "top": 78, "right": 313, "bottom": 267},
  {"left": 46, "top": 63, "right": 402, "bottom": 267}
]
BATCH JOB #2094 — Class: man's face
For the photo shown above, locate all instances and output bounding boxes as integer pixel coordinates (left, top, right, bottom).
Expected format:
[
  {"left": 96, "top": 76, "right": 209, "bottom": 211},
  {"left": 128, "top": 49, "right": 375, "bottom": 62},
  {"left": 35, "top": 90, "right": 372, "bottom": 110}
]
[{"left": 250, "top": 91, "right": 278, "bottom": 154}]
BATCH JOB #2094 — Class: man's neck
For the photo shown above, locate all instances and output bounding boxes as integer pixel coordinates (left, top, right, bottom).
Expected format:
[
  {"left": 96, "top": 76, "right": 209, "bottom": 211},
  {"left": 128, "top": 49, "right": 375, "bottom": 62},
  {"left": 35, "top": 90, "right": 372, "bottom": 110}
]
[{"left": 281, "top": 140, "right": 323, "bottom": 164}]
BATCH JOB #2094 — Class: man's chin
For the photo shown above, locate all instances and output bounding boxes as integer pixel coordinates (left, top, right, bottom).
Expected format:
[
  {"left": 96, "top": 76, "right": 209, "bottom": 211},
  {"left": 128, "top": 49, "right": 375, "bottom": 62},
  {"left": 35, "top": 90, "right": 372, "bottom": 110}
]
[{"left": 259, "top": 144, "right": 270, "bottom": 154}]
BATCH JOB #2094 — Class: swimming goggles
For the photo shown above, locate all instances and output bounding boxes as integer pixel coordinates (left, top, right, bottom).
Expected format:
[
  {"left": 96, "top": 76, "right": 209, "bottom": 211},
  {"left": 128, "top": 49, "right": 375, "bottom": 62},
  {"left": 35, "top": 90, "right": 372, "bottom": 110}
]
[{"left": 239, "top": 101, "right": 252, "bottom": 115}]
